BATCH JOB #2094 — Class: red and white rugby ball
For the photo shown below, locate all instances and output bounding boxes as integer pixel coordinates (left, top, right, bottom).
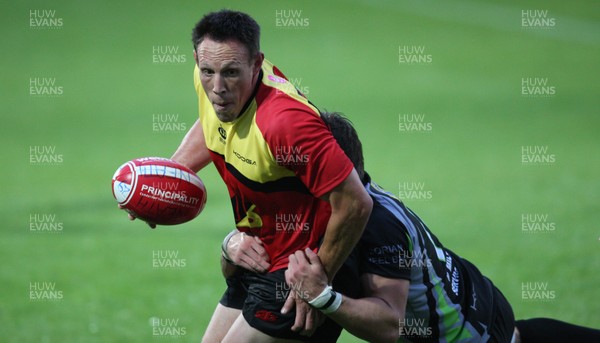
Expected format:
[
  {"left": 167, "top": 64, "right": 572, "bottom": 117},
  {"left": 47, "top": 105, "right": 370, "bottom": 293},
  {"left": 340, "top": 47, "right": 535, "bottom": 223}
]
[{"left": 112, "top": 157, "right": 207, "bottom": 225}]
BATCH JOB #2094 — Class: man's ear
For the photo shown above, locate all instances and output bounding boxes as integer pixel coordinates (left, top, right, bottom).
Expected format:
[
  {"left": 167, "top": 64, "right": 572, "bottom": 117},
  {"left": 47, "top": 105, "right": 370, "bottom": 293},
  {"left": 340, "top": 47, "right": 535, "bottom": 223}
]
[
  {"left": 253, "top": 52, "right": 265, "bottom": 76},
  {"left": 193, "top": 49, "right": 199, "bottom": 65}
]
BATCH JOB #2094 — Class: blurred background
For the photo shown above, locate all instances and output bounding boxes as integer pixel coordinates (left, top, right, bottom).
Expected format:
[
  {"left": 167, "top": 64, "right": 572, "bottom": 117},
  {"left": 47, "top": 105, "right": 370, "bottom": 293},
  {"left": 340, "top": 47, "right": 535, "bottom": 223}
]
[{"left": 1, "top": 0, "right": 598, "bottom": 342}]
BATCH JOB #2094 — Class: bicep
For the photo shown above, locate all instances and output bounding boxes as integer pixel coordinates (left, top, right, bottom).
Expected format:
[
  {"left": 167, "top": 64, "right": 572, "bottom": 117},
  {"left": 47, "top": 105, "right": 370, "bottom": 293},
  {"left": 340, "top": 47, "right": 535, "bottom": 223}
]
[
  {"left": 171, "top": 119, "right": 212, "bottom": 172},
  {"left": 320, "top": 168, "right": 369, "bottom": 210},
  {"left": 361, "top": 273, "right": 409, "bottom": 319}
]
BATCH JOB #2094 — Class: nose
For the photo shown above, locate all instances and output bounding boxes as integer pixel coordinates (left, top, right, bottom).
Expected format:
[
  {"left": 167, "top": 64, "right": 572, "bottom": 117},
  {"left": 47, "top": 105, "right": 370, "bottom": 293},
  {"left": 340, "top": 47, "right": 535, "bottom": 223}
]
[{"left": 212, "top": 74, "right": 226, "bottom": 94}]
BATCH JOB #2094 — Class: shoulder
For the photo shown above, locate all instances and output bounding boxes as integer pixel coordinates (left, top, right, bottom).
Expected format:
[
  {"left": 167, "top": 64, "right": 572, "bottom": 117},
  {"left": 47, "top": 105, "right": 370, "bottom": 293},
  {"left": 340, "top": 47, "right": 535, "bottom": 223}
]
[
  {"left": 255, "top": 90, "right": 325, "bottom": 144},
  {"left": 363, "top": 196, "right": 409, "bottom": 245},
  {"left": 255, "top": 59, "right": 321, "bottom": 133},
  {"left": 355, "top": 184, "right": 413, "bottom": 279},
  {"left": 259, "top": 105, "right": 323, "bottom": 134}
]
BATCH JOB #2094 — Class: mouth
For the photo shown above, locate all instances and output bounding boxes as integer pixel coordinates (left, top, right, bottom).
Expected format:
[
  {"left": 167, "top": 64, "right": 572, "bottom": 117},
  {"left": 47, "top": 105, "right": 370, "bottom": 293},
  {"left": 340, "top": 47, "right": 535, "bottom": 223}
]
[
  {"left": 213, "top": 102, "right": 228, "bottom": 112},
  {"left": 213, "top": 101, "right": 231, "bottom": 112}
]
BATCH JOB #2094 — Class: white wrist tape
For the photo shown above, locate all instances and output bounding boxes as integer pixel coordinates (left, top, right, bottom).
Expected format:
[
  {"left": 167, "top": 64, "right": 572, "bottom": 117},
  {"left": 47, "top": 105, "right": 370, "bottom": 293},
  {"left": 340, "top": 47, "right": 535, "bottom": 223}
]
[
  {"left": 320, "top": 291, "right": 342, "bottom": 314},
  {"left": 308, "top": 285, "right": 342, "bottom": 314},
  {"left": 308, "top": 285, "right": 333, "bottom": 308},
  {"left": 221, "top": 229, "right": 238, "bottom": 264}
]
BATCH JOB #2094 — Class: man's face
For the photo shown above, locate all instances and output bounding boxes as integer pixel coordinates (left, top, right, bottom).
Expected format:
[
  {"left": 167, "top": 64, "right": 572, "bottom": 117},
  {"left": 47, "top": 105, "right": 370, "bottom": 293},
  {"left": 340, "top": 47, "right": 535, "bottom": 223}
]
[{"left": 195, "top": 38, "right": 262, "bottom": 122}]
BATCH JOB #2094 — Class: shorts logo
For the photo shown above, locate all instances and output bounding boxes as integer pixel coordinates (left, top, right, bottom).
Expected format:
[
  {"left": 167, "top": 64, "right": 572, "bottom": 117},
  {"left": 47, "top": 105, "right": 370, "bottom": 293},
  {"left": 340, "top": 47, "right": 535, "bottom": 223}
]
[{"left": 255, "top": 310, "right": 278, "bottom": 322}]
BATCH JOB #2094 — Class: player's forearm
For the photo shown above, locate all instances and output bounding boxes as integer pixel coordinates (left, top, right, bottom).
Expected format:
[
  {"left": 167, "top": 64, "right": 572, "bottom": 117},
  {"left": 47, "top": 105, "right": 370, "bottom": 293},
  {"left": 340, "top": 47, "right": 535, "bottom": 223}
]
[
  {"left": 171, "top": 119, "right": 212, "bottom": 172},
  {"left": 318, "top": 210, "right": 369, "bottom": 282},
  {"left": 318, "top": 178, "right": 372, "bottom": 281},
  {"left": 328, "top": 296, "right": 401, "bottom": 343},
  {"left": 220, "top": 255, "right": 239, "bottom": 278}
]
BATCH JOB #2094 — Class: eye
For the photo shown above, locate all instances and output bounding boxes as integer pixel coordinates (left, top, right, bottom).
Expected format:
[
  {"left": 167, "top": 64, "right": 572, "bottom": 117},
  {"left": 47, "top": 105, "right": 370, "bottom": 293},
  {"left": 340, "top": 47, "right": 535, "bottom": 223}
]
[
  {"left": 200, "top": 68, "right": 214, "bottom": 76},
  {"left": 223, "top": 69, "right": 239, "bottom": 77}
]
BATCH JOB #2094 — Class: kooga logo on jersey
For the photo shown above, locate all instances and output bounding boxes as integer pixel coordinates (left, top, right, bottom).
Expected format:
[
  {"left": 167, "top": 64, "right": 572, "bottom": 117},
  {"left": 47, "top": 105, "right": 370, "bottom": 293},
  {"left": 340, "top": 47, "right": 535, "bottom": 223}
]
[{"left": 233, "top": 150, "right": 257, "bottom": 165}]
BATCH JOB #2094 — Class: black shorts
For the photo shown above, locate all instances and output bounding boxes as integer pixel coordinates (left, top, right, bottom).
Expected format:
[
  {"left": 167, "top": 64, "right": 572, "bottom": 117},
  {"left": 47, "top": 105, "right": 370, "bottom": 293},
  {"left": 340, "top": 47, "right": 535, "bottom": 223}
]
[
  {"left": 242, "top": 270, "right": 309, "bottom": 340},
  {"left": 488, "top": 286, "right": 515, "bottom": 343},
  {"left": 219, "top": 268, "right": 248, "bottom": 310},
  {"left": 219, "top": 260, "right": 361, "bottom": 342},
  {"left": 459, "top": 258, "right": 515, "bottom": 342}
]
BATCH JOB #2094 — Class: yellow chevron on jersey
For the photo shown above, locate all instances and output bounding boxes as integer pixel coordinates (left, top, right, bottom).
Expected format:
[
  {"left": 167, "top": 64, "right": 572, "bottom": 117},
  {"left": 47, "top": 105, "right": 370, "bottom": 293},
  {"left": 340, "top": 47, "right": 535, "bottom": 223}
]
[{"left": 236, "top": 204, "right": 263, "bottom": 228}]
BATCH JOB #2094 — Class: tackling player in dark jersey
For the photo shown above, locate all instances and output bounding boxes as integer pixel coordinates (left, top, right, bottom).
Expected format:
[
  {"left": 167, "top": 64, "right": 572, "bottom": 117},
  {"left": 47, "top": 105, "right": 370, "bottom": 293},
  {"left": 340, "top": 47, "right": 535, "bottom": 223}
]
[
  {"left": 225, "top": 112, "right": 513, "bottom": 342},
  {"left": 284, "top": 112, "right": 600, "bottom": 342},
  {"left": 227, "top": 112, "right": 600, "bottom": 342}
]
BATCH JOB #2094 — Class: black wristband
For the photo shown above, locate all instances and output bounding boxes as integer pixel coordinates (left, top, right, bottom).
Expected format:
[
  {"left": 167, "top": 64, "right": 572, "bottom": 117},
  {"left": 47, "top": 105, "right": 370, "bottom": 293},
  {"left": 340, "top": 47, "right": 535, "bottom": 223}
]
[{"left": 318, "top": 291, "right": 337, "bottom": 310}]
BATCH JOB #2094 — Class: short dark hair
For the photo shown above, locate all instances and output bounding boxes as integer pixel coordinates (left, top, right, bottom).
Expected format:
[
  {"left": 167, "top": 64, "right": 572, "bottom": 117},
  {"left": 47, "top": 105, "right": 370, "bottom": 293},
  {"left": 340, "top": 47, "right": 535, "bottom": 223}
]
[
  {"left": 191, "top": 10, "right": 261, "bottom": 60},
  {"left": 321, "top": 112, "right": 365, "bottom": 181}
]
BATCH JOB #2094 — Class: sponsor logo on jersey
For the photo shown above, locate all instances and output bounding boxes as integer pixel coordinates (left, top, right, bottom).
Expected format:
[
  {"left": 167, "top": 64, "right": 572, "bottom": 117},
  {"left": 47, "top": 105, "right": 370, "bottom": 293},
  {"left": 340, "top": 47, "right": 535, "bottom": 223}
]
[
  {"left": 233, "top": 150, "right": 257, "bottom": 166},
  {"left": 218, "top": 126, "right": 227, "bottom": 140}
]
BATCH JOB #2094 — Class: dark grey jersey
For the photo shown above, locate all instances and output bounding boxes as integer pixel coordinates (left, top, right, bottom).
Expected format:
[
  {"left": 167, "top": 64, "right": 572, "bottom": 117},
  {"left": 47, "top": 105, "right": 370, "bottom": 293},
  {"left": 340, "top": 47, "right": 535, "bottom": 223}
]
[{"left": 350, "top": 176, "right": 506, "bottom": 342}]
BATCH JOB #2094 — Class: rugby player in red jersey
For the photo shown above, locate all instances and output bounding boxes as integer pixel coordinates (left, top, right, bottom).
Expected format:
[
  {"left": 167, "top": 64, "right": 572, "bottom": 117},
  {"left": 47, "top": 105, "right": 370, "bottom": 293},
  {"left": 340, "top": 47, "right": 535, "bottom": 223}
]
[{"left": 169, "top": 10, "right": 372, "bottom": 343}]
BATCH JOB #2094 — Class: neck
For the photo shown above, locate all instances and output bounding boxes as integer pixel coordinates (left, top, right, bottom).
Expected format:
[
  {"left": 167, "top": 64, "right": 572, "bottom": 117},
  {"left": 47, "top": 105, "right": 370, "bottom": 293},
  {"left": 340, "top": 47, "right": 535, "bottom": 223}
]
[{"left": 236, "top": 69, "right": 263, "bottom": 118}]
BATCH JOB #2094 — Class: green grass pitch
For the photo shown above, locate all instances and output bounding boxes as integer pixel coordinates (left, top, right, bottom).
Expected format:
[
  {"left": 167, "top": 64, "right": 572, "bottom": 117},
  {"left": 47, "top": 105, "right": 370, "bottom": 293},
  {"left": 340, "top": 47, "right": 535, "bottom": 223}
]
[{"left": 1, "top": 0, "right": 598, "bottom": 342}]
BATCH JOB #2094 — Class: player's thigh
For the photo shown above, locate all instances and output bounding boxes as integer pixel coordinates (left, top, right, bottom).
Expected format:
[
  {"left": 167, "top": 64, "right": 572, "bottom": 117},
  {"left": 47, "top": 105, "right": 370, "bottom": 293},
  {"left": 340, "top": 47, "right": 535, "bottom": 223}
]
[
  {"left": 222, "top": 313, "right": 303, "bottom": 343},
  {"left": 202, "top": 303, "right": 241, "bottom": 343}
]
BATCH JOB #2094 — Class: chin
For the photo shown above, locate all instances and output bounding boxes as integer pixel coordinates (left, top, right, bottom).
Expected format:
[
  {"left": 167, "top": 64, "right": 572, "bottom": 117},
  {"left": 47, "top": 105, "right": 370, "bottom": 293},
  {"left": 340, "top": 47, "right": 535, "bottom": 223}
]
[{"left": 215, "top": 111, "right": 237, "bottom": 122}]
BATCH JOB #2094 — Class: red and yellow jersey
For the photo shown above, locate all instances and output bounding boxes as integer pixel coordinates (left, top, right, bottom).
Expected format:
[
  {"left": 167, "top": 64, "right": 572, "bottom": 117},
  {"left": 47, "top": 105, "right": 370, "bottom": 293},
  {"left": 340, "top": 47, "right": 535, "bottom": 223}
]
[{"left": 194, "top": 59, "right": 353, "bottom": 271}]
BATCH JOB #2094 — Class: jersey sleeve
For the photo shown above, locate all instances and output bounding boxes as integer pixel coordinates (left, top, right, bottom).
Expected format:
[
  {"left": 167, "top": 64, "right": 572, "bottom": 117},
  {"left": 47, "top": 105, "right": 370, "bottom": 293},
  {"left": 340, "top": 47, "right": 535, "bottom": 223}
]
[
  {"left": 358, "top": 201, "right": 412, "bottom": 280},
  {"left": 262, "top": 106, "right": 354, "bottom": 198}
]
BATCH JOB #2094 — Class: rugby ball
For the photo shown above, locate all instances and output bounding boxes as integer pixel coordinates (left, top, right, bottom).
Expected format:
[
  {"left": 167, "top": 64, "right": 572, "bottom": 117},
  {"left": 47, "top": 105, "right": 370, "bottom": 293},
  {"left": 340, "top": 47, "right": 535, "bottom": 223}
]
[{"left": 112, "top": 157, "right": 207, "bottom": 225}]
